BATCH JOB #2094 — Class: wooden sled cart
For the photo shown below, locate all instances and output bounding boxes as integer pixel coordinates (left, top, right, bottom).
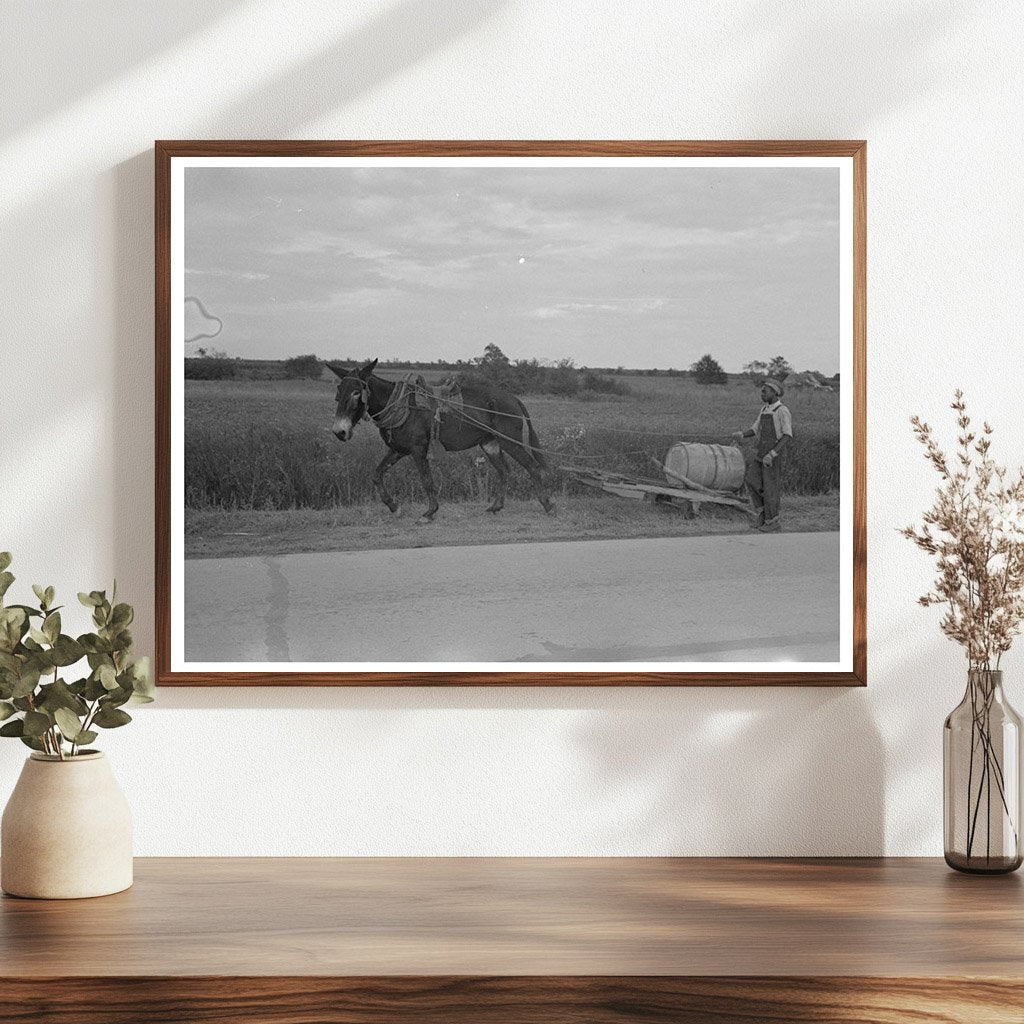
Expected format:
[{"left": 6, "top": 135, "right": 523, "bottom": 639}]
[{"left": 559, "top": 442, "right": 758, "bottom": 520}]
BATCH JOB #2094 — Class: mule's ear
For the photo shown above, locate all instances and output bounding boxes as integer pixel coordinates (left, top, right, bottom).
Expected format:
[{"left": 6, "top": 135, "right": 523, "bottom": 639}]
[
  {"left": 324, "top": 361, "right": 348, "bottom": 381},
  {"left": 359, "top": 358, "right": 378, "bottom": 378}
]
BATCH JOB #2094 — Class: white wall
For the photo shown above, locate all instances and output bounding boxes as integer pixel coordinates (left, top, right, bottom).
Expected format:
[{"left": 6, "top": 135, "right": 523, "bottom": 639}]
[{"left": 1, "top": 0, "right": 1021, "bottom": 855}]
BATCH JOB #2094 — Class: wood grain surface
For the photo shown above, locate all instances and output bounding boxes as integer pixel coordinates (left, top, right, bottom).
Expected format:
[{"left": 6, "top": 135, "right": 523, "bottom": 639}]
[
  {"left": 3, "top": 857, "right": 1022, "bottom": 976},
  {"left": 1, "top": 858, "right": 1020, "bottom": 1022},
  {"left": 155, "top": 139, "right": 867, "bottom": 688},
  {"left": 0, "top": 976, "right": 1022, "bottom": 1024}
]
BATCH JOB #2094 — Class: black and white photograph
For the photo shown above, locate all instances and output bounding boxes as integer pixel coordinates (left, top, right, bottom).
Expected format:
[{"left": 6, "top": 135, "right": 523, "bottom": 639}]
[{"left": 158, "top": 143, "right": 864, "bottom": 684}]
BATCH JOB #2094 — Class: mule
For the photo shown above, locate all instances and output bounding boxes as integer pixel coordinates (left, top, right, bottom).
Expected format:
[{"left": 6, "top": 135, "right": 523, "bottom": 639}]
[{"left": 330, "top": 360, "right": 555, "bottom": 523}]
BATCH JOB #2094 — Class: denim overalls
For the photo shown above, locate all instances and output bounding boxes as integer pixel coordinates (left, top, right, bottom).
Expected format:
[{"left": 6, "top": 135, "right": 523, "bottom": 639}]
[{"left": 745, "top": 404, "right": 784, "bottom": 528}]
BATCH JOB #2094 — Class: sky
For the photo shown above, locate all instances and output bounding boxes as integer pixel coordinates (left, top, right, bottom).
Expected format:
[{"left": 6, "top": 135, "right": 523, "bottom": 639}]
[{"left": 184, "top": 162, "right": 841, "bottom": 374}]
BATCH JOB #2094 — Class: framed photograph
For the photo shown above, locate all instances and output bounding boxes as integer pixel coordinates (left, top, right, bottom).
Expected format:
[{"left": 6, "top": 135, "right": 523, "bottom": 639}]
[{"left": 156, "top": 141, "right": 865, "bottom": 686}]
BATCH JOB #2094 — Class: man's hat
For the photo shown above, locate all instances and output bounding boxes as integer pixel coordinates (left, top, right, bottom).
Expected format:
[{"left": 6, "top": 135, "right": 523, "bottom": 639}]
[{"left": 761, "top": 378, "right": 784, "bottom": 397}]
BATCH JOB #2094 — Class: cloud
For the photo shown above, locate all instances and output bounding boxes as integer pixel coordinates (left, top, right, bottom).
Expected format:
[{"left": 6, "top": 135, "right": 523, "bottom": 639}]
[
  {"left": 186, "top": 267, "right": 269, "bottom": 281},
  {"left": 529, "top": 298, "right": 667, "bottom": 319},
  {"left": 183, "top": 164, "right": 841, "bottom": 370}
]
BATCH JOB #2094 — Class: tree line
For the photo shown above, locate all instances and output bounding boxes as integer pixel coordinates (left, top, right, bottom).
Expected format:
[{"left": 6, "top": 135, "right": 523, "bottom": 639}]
[
  {"left": 185, "top": 345, "right": 836, "bottom": 392},
  {"left": 690, "top": 353, "right": 838, "bottom": 388},
  {"left": 184, "top": 345, "right": 630, "bottom": 396}
]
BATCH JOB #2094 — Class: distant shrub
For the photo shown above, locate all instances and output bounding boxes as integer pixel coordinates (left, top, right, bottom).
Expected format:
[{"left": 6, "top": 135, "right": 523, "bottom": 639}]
[
  {"left": 767, "top": 355, "right": 792, "bottom": 382},
  {"left": 580, "top": 371, "right": 629, "bottom": 396},
  {"left": 546, "top": 361, "right": 580, "bottom": 396},
  {"left": 283, "top": 354, "right": 322, "bottom": 379},
  {"left": 690, "top": 354, "right": 728, "bottom": 386},
  {"left": 457, "top": 359, "right": 594, "bottom": 397},
  {"left": 184, "top": 357, "right": 235, "bottom": 380}
]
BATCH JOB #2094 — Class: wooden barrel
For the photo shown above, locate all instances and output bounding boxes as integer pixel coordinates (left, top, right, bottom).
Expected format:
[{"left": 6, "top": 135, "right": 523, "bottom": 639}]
[{"left": 664, "top": 442, "right": 745, "bottom": 492}]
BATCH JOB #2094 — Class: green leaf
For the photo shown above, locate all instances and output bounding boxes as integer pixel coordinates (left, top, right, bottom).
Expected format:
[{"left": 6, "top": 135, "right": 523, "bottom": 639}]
[
  {"left": 28, "top": 627, "right": 49, "bottom": 646},
  {"left": 127, "top": 657, "right": 155, "bottom": 701},
  {"left": 44, "top": 586, "right": 55, "bottom": 608},
  {"left": 0, "top": 719, "right": 24, "bottom": 737},
  {"left": 10, "top": 665, "right": 41, "bottom": 700},
  {"left": 104, "top": 685, "right": 132, "bottom": 708},
  {"left": 42, "top": 611, "right": 60, "bottom": 644},
  {"left": 36, "top": 679, "right": 88, "bottom": 717},
  {"left": 31, "top": 584, "right": 47, "bottom": 608},
  {"left": 0, "top": 572, "right": 15, "bottom": 601},
  {"left": 83, "top": 675, "right": 108, "bottom": 701},
  {"left": 0, "top": 701, "right": 16, "bottom": 721},
  {"left": 98, "top": 664, "right": 118, "bottom": 690},
  {"left": 19, "top": 735, "right": 45, "bottom": 752},
  {"left": 0, "top": 651, "right": 19, "bottom": 674},
  {"left": 93, "top": 705, "right": 131, "bottom": 729},
  {"left": 0, "top": 552, "right": 11, "bottom": 573},
  {"left": 7, "top": 604, "right": 42, "bottom": 619},
  {"left": 50, "top": 635, "right": 85, "bottom": 668},
  {"left": 54, "top": 707, "right": 85, "bottom": 741},
  {"left": 74, "top": 730, "right": 98, "bottom": 746},
  {"left": 22, "top": 711, "right": 51, "bottom": 738},
  {"left": 82, "top": 636, "right": 112, "bottom": 657},
  {"left": 78, "top": 592, "right": 100, "bottom": 608},
  {"left": 110, "top": 603, "right": 133, "bottom": 629},
  {"left": 0, "top": 607, "right": 27, "bottom": 652}
]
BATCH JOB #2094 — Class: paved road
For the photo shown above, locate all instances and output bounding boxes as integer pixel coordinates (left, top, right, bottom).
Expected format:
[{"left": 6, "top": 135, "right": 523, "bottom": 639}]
[{"left": 183, "top": 533, "right": 840, "bottom": 667}]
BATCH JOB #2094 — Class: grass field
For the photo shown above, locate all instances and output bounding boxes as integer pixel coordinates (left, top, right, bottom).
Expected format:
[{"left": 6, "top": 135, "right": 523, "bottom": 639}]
[{"left": 184, "top": 373, "right": 840, "bottom": 516}]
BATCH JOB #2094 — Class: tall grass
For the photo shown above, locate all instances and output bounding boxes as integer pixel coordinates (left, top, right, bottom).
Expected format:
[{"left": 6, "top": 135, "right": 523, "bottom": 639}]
[{"left": 184, "top": 376, "right": 840, "bottom": 509}]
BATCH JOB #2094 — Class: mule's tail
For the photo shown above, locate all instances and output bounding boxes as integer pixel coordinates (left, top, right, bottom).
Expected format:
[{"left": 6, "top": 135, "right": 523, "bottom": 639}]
[{"left": 516, "top": 399, "right": 549, "bottom": 474}]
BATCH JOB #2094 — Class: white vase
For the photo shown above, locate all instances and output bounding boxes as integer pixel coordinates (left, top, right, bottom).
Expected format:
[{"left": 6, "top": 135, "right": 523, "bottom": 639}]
[{"left": 1, "top": 751, "right": 133, "bottom": 899}]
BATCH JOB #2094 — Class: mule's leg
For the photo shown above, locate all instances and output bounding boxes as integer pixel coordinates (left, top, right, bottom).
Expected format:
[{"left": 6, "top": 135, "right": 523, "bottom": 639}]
[
  {"left": 373, "top": 449, "right": 407, "bottom": 513},
  {"left": 410, "top": 447, "right": 440, "bottom": 523},
  {"left": 479, "top": 439, "right": 508, "bottom": 513},
  {"left": 500, "top": 441, "right": 556, "bottom": 514}
]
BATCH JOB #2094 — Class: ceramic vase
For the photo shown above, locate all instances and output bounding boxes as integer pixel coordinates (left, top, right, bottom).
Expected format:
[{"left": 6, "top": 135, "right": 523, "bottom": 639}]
[{"left": 1, "top": 751, "right": 133, "bottom": 898}]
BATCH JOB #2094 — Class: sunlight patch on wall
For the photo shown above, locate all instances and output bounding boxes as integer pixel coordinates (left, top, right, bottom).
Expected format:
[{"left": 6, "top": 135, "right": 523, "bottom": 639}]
[{"left": 0, "top": 1, "right": 386, "bottom": 217}]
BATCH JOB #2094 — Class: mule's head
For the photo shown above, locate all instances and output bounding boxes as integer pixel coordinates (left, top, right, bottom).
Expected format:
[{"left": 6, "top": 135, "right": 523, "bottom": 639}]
[{"left": 331, "top": 359, "right": 378, "bottom": 441}]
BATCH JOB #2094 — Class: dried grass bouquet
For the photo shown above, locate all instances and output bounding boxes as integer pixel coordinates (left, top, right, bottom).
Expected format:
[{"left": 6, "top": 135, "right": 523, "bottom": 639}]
[{"left": 902, "top": 391, "right": 1024, "bottom": 670}]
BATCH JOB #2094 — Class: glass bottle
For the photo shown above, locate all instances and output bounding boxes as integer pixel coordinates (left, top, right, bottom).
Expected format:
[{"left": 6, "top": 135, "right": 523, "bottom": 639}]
[{"left": 944, "top": 669, "right": 1022, "bottom": 873}]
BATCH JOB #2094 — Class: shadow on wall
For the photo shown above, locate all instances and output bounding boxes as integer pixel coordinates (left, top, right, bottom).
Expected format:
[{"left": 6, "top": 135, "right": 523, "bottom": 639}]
[
  {"left": 198, "top": 0, "right": 510, "bottom": 137},
  {"left": 0, "top": 1, "right": 243, "bottom": 138},
  {"left": 570, "top": 686, "right": 884, "bottom": 855},
  {"left": 113, "top": 150, "right": 157, "bottom": 663},
  {"left": 731, "top": 1, "right": 974, "bottom": 134},
  {"left": 106, "top": 0, "right": 511, "bottom": 658},
  {"left": 142, "top": 681, "right": 885, "bottom": 856}
]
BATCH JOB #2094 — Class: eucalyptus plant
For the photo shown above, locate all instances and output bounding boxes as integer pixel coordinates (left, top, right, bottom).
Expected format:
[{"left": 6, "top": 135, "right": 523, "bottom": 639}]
[{"left": 0, "top": 552, "right": 153, "bottom": 759}]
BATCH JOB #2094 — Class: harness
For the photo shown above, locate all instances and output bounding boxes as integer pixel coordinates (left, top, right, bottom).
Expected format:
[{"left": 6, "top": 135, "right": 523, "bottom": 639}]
[
  {"left": 342, "top": 373, "right": 465, "bottom": 444},
  {"left": 427, "top": 376, "right": 464, "bottom": 440}
]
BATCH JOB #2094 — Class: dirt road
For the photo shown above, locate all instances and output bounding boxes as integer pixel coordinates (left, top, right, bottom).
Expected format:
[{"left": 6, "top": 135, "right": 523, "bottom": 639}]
[{"left": 182, "top": 533, "right": 841, "bottom": 667}]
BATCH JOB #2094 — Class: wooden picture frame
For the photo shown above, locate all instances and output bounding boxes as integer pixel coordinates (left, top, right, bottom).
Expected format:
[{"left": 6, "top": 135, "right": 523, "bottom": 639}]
[{"left": 156, "top": 140, "right": 866, "bottom": 686}]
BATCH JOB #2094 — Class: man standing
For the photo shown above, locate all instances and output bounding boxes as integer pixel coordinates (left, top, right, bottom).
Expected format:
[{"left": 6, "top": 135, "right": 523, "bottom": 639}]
[{"left": 732, "top": 379, "right": 792, "bottom": 532}]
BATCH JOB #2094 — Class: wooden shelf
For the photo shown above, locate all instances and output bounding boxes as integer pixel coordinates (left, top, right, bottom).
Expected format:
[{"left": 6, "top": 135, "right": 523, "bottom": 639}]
[{"left": 2, "top": 857, "right": 1022, "bottom": 1022}]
